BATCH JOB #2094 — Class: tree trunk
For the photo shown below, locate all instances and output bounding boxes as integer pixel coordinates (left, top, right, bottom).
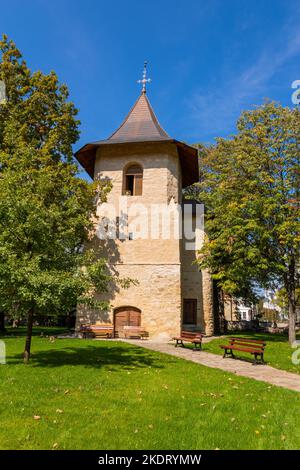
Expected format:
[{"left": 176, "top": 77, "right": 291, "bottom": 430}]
[
  {"left": 288, "top": 292, "right": 296, "bottom": 345},
  {"left": 0, "top": 311, "right": 5, "bottom": 333},
  {"left": 23, "top": 309, "right": 34, "bottom": 364},
  {"left": 202, "top": 269, "right": 215, "bottom": 335},
  {"left": 286, "top": 257, "right": 297, "bottom": 346}
]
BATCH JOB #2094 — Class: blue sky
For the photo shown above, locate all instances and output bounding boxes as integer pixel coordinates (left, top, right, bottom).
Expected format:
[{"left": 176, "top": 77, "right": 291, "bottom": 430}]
[{"left": 1, "top": 0, "right": 300, "bottom": 177}]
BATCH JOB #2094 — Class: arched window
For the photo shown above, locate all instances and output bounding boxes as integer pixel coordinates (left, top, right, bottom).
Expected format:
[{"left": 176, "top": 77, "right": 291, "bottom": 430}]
[{"left": 123, "top": 164, "right": 143, "bottom": 196}]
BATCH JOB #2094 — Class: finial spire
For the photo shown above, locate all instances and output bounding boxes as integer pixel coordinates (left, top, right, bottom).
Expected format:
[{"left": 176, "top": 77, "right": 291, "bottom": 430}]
[{"left": 137, "top": 61, "right": 151, "bottom": 93}]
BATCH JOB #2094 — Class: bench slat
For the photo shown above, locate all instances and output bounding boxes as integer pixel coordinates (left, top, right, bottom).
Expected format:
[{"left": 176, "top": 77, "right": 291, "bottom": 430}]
[
  {"left": 221, "top": 345, "right": 264, "bottom": 354},
  {"left": 123, "top": 326, "right": 148, "bottom": 339},
  {"left": 220, "top": 336, "right": 266, "bottom": 364},
  {"left": 229, "top": 341, "right": 264, "bottom": 350},
  {"left": 80, "top": 324, "right": 114, "bottom": 338},
  {"left": 173, "top": 331, "right": 203, "bottom": 349},
  {"left": 230, "top": 337, "right": 266, "bottom": 346}
]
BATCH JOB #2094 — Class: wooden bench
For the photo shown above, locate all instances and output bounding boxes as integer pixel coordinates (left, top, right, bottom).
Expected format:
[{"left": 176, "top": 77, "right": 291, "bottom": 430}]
[
  {"left": 80, "top": 324, "right": 114, "bottom": 339},
  {"left": 123, "top": 326, "right": 148, "bottom": 339},
  {"left": 220, "top": 337, "right": 266, "bottom": 364},
  {"left": 173, "top": 331, "right": 203, "bottom": 350}
]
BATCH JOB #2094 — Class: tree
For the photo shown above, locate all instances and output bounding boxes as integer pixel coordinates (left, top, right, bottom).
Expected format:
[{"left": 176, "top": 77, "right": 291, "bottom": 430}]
[
  {"left": 0, "top": 35, "right": 123, "bottom": 362},
  {"left": 196, "top": 102, "right": 300, "bottom": 344}
]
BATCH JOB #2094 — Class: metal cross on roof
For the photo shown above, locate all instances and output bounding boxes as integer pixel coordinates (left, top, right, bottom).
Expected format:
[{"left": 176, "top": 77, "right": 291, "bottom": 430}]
[{"left": 137, "top": 61, "right": 151, "bottom": 93}]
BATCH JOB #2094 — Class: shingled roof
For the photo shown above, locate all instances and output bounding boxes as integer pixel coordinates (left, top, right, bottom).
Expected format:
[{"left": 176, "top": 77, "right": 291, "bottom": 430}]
[
  {"left": 108, "top": 92, "right": 169, "bottom": 142},
  {"left": 75, "top": 90, "right": 199, "bottom": 187}
]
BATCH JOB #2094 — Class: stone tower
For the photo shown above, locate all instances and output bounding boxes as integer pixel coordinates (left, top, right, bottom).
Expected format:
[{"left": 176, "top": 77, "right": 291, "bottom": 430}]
[{"left": 75, "top": 84, "right": 214, "bottom": 339}]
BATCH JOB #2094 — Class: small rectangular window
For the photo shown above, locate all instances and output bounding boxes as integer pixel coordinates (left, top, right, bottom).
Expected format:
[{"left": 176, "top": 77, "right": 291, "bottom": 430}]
[{"left": 124, "top": 165, "right": 143, "bottom": 196}]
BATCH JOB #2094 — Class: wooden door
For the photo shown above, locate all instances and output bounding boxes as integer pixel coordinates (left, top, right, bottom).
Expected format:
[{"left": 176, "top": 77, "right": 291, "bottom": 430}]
[
  {"left": 183, "top": 299, "right": 197, "bottom": 325},
  {"left": 114, "top": 307, "right": 141, "bottom": 337}
]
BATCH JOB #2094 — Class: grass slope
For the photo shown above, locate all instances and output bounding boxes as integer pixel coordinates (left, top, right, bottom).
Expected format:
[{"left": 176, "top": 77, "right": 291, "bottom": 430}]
[{"left": 0, "top": 330, "right": 299, "bottom": 450}]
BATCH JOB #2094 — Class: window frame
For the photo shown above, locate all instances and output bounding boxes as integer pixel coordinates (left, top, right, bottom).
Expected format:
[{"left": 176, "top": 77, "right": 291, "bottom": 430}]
[{"left": 123, "top": 164, "right": 143, "bottom": 196}]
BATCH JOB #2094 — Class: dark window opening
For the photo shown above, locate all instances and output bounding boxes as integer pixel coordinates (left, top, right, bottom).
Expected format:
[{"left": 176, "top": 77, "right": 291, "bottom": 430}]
[
  {"left": 183, "top": 299, "right": 197, "bottom": 325},
  {"left": 125, "top": 175, "right": 135, "bottom": 195}
]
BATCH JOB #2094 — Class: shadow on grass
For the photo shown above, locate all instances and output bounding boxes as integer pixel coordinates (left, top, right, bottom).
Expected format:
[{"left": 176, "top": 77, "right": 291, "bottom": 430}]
[
  {"left": 223, "top": 353, "right": 267, "bottom": 365},
  {"left": 182, "top": 343, "right": 268, "bottom": 365},
  {"left": 8, "top": 344, "right": 164, "bottom": 371}
]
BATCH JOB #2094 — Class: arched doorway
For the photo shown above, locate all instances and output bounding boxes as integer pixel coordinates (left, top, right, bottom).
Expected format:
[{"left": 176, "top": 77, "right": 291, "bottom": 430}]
[{"left": 114, "top": 306, "right": 141, "bottom": 338}]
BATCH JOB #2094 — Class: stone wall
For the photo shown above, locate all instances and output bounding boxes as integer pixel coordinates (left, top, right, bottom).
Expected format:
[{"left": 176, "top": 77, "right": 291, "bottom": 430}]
[
  {"left": 77, "top": 264, "right": 181, "bottom": 341},
  {"left": 181, "top": 212, "right": 205, "bottom": 331},
  {"left": 76, "top": 142, "right": 182, "bottom": 340},
  {"left": 76, "top": 141, "right": 215, "bottom": 339}
]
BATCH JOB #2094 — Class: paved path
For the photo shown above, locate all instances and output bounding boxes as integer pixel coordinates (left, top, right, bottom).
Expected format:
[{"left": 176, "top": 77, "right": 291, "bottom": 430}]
[{"left": 124, "top": 339, "right": 300, "bottom": 393}]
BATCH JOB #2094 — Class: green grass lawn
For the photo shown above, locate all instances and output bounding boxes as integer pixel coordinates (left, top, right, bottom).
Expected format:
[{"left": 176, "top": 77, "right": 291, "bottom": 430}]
[
  {"left": 0, "top": 329, "right": 299, "bottom": 450},
  {"left": 202, "top": 332, "right": 300, "bottom": 375}
]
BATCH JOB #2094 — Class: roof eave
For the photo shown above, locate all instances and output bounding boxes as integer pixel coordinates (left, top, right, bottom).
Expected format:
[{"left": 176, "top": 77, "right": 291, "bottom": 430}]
[{"left": 75, "top": 139, "right": 199, "bottom": 187}]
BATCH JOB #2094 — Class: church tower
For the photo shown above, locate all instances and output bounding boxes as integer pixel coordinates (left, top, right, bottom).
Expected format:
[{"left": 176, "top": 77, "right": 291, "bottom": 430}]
[{"left": 75, "top": 65, "right": 214, "bottom": 339}]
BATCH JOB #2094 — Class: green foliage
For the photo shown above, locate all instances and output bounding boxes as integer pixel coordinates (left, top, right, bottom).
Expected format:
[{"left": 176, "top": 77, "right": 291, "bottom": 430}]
[
  {"left": 274, "top": 287, "right": 300, "bottom": 313},
  {"left": 195, "top": 102, "right": 300, "bottom": 340},
  {"left": 0, "top": 35, "right": 116, "bottom": 324}
]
